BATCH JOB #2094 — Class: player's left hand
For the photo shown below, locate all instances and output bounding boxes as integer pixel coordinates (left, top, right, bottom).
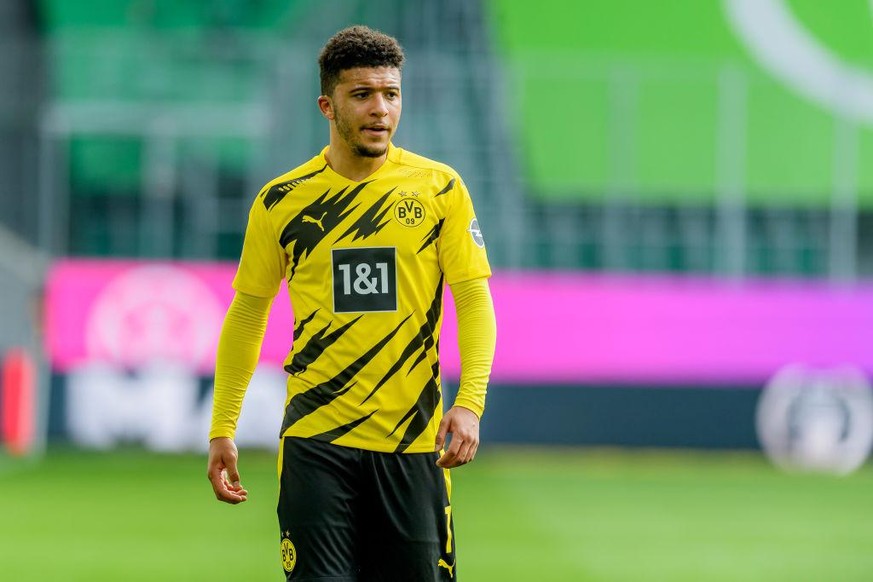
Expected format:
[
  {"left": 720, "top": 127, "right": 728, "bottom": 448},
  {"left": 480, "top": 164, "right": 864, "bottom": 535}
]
[{"left": 435, "top": 406, "right": 480, "bottom": 468}]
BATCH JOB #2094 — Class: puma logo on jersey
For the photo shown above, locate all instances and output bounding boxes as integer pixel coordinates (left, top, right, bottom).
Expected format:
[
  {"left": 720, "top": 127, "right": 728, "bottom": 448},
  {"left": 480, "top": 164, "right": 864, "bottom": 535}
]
[
  {"left": 438, "top": 558, "right": 455, "bottom": 577},
  {"left": 303, "top": 211, "right": 327, "bottom": 231}
]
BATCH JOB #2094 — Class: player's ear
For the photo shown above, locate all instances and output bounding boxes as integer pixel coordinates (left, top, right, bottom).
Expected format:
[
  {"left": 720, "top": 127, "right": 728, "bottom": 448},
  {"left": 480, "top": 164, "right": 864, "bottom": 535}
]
[{"left": 317, "top": 95, "right": 334, "bottom": 120}]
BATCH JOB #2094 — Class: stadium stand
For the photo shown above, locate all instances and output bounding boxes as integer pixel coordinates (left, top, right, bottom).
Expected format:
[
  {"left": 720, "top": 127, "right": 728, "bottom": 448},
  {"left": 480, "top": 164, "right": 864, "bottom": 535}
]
[
  {"left": 38, "top": 0, "right": 525, "bottom": 266},
  {"left": 27, "top": 0, "right": 873, "bottom": 277}
]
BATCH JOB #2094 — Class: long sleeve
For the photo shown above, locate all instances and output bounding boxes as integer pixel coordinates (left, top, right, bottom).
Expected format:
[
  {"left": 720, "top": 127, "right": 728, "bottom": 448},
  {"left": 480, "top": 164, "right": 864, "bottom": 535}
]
[
  {"left": 208, "top": 291, "right": 274, "bottom": 440},
  {"left": 449, "top": 277, "right": 496, "bottom": 418}
]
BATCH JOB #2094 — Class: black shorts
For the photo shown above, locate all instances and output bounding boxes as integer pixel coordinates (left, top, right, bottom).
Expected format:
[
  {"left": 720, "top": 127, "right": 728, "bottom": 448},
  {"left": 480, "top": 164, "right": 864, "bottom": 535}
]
[{"left": 277, "top": 437, "right": 457, "bottom": 581}]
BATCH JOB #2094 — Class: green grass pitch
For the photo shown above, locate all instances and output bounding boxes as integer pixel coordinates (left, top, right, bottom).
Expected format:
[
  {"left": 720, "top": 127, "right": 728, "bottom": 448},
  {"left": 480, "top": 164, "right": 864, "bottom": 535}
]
[{"left": 1, "top": 446, "right": 872, "bottom": 581}]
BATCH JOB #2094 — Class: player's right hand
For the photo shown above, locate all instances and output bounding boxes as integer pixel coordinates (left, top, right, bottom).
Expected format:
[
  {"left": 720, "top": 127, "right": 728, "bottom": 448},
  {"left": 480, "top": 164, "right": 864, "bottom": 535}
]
[{"left": 207, "top": 437, "right": 249, "bottom": 504}]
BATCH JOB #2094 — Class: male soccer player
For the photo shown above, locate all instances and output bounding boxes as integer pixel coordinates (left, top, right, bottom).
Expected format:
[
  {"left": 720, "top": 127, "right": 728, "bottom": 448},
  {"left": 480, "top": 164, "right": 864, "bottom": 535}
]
[{"left": 206, "top": 25, "right": 497, "bottom": 581}]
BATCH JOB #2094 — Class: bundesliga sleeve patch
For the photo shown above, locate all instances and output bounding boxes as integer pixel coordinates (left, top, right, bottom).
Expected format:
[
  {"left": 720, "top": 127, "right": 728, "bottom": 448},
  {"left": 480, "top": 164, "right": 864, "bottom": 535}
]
[
  {"left": 332, "top": 247, "right": 398, "bottom": 313},
  {"left": 467, "top": 218, "right": 485, "bottom": 248}
]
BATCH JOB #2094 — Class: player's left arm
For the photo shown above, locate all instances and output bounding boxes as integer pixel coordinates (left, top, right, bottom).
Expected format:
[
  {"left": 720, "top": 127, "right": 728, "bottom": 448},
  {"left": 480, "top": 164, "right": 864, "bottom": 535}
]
[{"left": 436, "top": 277, "right": 496, "bottom": 468}]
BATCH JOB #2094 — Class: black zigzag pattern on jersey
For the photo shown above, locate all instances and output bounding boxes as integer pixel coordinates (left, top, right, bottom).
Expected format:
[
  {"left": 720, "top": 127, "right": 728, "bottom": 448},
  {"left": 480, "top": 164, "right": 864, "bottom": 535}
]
[
  {"left": 261, "top": 165, "right": 327, "bottom": 211},
  {"left": 361, "top": 276, "right": 444, "bottom": 405},
  {"left": 336, "top": 187, "right": 397, "bottom": 243},
  {"left": 279, "top": 182, "right": 369, "bottom": 278},
  {"left": 285, "top": 316, "right": 362, "bottom": 375},
  {"left": 417, "top": 219, "right": 444, "bottom": 254},
  {"left": 435, "top": 178, "right": 454, "bottom": 197},
  {"left": 310, "top": 410, "right": 377, "bottom": 442},
  {"left": 391, "top": 362, "right": 442, "bottom": 453},
  {"left": 293, "top": 310, "right": 319, "bottom": 341},
  {"left": 279, "top": 314, "right": 413, "bottom": 436}
]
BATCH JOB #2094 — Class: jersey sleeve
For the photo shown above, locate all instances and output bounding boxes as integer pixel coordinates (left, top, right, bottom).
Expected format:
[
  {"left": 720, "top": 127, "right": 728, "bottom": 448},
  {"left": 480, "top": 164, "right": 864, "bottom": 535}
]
[
  {"left": 208, "top": 291, "right": 274, "bottom": 440},
  {"left": 450, "top": 277, "right": 496, "bottom": 418},
  {"left": 232, "top": 197, "right": 288, "bottom": 298},
  {"left": 438, "top": 177, "right": 492, "bottom": 285}
]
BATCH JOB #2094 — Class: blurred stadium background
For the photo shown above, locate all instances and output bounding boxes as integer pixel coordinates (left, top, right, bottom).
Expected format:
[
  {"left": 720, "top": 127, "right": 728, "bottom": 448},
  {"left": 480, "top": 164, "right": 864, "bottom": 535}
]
[{"left": 2, "top": 0, "right": 873, "bottom": 580}]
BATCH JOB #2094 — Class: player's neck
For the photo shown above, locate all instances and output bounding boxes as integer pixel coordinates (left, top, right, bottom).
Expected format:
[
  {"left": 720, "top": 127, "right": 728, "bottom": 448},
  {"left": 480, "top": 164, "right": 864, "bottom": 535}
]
[{"left": 324, "top": 140, "right": 388, "bottom": 182}]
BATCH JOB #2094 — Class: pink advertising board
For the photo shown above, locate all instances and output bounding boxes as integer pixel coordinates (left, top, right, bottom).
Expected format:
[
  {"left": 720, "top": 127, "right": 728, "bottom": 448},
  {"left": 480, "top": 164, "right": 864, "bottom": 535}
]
[{"left": 45, "top": 259, "right": 873, "bottom": 384}]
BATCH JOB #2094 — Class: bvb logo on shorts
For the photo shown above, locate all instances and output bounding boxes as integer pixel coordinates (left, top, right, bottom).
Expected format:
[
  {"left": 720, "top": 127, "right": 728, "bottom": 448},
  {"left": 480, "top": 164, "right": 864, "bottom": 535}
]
[
  {"left": 280, "top": 533, "right": 297, "bottom": 573},
  {"left": 394, "top": 195, "right": 426, "bottom": 227}
]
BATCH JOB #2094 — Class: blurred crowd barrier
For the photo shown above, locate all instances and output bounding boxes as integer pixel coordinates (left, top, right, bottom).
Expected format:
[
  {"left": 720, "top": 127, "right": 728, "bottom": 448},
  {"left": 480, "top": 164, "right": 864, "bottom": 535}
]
[{"left": 24, "top": 259, "right": 871, "bottom": 473}]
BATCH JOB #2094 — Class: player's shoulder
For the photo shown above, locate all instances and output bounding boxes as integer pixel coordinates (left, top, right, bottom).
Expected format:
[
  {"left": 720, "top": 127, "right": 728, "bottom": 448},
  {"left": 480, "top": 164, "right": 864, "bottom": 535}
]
[
  {"left": 390, "top": 147, "right": 462, "bottom": 184},
  {"left": 256, "top": 153, "right": 329, "bottom": 210}
]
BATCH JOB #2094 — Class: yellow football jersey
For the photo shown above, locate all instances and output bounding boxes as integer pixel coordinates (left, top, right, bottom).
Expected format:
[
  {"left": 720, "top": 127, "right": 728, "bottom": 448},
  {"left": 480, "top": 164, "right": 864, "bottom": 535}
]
[{"left": 233, "top": 144, "right": 491, "bottom": 453}]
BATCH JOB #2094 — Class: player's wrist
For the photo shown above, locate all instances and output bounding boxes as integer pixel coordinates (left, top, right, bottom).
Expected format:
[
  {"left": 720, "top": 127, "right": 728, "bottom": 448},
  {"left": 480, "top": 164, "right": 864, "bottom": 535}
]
[{"left": 450, "top": 402, "right": 482, "bottom": 420}]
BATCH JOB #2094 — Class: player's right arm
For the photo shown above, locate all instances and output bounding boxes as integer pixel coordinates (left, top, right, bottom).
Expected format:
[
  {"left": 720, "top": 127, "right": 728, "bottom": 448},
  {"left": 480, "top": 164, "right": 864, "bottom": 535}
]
[
  {"left": 207, "top": 291, "right": 273, "bottom": 503},
  {"left": 207, "top": 193, "right": 286, "bottom": 504}
]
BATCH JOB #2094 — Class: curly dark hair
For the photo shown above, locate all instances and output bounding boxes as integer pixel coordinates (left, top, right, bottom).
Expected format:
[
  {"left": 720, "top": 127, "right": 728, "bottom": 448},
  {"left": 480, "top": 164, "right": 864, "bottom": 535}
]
[{"left": 318, "top": 25, "right": 405, "bottom": 96}]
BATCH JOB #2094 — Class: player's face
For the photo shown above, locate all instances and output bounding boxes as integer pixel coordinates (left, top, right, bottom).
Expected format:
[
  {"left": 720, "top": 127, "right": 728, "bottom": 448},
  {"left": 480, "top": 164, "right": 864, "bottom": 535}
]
[{"left": 327, "top": 67, "right": 402, "bottom": 158}]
